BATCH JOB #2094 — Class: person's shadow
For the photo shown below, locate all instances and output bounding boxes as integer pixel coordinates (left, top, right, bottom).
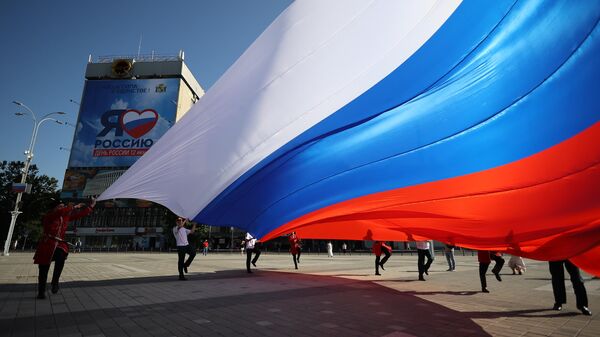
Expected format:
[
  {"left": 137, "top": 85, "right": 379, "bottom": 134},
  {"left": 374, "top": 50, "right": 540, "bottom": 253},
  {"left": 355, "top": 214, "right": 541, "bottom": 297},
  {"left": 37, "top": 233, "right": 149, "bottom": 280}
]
[
  {"left": 466, "top": 308, "right": 579, "bottom": 319},
  {"left": 402, "top": 290, "right": 480, "bottom": 296}
]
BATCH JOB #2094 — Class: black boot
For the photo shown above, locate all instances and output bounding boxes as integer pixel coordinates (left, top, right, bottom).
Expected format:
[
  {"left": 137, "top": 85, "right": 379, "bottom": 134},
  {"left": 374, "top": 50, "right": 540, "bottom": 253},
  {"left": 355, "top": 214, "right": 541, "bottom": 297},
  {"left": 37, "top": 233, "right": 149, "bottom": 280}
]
[
  {"left": 38, "top": 265, "right": 49, "bottom": 299},
  {"left": 37, "top": 280, "right": 47, "bottom": 299},
  {"left": 37, "top": 287, "right": 46, "bottom": 299}
]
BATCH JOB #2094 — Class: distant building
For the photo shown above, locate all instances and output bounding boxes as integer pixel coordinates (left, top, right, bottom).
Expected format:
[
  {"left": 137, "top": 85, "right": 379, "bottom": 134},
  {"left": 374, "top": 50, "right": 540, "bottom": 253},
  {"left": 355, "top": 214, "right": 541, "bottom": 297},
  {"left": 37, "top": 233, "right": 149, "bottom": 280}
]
[{"left": 62, "top": 51, "right": 204, "bottom": 249}]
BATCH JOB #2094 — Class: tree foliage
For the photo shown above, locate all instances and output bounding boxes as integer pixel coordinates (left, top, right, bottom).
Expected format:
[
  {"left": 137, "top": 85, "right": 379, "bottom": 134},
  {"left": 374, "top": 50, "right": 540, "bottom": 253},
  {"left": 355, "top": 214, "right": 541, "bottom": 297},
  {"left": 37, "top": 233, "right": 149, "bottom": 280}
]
[{"left": 0, "top": 161, "right": 59, "bottom": 247}]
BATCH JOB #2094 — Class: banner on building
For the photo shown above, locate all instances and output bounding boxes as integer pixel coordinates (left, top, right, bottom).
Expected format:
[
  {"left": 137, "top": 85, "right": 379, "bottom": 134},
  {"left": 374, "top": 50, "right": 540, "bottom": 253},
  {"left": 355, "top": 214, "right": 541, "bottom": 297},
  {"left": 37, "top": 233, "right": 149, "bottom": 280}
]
[{"left": 68, "top": 78, "right": 180, "bottom": 168}]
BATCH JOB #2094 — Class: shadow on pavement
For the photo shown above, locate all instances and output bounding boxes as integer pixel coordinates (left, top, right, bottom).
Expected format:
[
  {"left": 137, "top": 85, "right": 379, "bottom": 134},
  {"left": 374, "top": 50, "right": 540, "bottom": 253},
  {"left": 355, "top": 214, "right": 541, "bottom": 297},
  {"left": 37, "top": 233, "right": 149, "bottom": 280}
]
[
  {"left": 402, "top": 290, "right": 480, "bottom": 296},
  {"left": 466, "top": 308, "right": 579, "bottom": 319},
  {"left": 2, "top": 270, "right": 573, "bottom": 337}
]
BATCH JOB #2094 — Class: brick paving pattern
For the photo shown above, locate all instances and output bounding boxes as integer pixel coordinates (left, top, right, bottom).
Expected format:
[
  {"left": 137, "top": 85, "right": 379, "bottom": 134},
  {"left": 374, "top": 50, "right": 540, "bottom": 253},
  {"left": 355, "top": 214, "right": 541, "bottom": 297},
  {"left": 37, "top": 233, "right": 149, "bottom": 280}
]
[{"left": 0, "top": 252, "right": 598, "bottom": 336}]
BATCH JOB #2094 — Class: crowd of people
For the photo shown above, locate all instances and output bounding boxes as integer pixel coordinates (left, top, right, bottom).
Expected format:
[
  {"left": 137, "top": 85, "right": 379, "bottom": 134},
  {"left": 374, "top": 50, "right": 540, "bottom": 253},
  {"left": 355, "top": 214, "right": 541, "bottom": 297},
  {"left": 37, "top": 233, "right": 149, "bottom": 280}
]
[{"left": 31, "top": 204, "right": 593, "bottom": 316}]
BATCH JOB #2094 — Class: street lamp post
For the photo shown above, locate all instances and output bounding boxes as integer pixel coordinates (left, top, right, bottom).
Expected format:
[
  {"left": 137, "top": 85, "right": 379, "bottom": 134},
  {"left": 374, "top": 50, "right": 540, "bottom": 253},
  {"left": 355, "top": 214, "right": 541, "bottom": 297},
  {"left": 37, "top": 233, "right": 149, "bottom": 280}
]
[
  {"left": 230, "top": 226, "right": 234, "bottom": 253},
  {"left": 2, "top": 101, "right": 66, "bottom": 256}
]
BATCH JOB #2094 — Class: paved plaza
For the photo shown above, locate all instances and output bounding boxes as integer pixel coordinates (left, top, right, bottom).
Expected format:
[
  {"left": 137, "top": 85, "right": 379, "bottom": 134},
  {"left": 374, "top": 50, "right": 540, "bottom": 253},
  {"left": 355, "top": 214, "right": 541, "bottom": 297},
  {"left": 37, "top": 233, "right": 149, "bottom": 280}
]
[{"left": 0, "top": 251, "right": 598, "bottom": 337}]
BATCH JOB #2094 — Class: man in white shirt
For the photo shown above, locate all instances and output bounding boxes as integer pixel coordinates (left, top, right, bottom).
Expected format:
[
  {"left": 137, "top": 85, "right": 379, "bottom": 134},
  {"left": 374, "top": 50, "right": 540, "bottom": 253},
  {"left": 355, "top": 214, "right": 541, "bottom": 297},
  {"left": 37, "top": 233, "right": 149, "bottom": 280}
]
[
  {"left": 416, "top": 240, "right": 433, "bottom": 281},
  {"left": 173, "top": 217, "right": 196, "bottom": 280},
  {"left": 245, "top": 232, "right": 261, "bottom": 273}
]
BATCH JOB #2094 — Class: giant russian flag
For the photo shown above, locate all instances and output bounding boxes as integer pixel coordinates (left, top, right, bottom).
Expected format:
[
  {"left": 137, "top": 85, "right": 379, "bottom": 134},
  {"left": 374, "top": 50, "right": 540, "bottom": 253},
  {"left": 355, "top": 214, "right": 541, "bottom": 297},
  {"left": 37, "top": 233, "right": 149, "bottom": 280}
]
[{"left": 100, "top": 0, "right": 600, "bottom": 275}]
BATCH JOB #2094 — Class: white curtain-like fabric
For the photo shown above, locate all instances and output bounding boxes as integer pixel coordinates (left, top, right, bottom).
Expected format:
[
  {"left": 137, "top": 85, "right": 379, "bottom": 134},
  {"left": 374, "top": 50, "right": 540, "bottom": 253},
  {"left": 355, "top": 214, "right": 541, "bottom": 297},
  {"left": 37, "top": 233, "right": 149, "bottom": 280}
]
[{"left": 99, "top": 0, "right": 461, "bottom": 218}]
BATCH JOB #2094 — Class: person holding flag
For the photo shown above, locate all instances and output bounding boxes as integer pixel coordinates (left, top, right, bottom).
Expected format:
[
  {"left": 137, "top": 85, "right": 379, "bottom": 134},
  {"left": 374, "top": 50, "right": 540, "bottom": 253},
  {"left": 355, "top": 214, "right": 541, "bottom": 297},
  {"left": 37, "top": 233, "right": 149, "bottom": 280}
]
[
  {"left": 288, "top": 232, "right": 302, "bottom": 269},
  {"left": 245, "top": 232, "right": 261, "bottom": 273},
  {"left": 34, "top": 197, "right": 95, "bottom": 299},
  {"left": 372, "top": 241, "right": 392, "bottom": 275},
  {"left": 173, "top": 217, "right": 197, "bottom": 280}
]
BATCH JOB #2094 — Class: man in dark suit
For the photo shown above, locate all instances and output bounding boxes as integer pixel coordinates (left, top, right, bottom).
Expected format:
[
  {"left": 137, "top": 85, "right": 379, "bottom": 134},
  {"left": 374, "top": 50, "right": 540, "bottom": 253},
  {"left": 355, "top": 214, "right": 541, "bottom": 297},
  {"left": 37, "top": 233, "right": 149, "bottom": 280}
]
[{"left": 549, "top": 260, "right": 592, "bottom": 315}]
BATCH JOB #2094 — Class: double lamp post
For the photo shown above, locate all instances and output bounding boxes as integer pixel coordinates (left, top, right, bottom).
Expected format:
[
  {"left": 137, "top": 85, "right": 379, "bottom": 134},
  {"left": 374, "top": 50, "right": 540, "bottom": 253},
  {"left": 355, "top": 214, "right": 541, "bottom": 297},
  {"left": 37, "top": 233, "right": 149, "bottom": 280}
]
[{"left": 2, "top": 101, "right": 67, "bottom": 256}]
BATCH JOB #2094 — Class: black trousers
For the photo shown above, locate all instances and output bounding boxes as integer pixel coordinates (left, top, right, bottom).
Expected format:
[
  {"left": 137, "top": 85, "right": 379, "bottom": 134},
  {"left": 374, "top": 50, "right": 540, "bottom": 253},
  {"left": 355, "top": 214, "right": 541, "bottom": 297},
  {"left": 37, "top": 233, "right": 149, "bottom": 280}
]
[
  {"left": 246, "top": 247, "right": 261, "bottom": 272},
  {"left": 417, "top": 249, "right": 433, "bottom": 277},
  {"left": 375, "top": 247, "right": 391, "bottom": 274},
  {"left": 38, "top": 249, "right": 67, "bottom": 295},
  {"left": 177, "top": 245, "right": 196, "bottom": 277},
  {"left": 549, "top": 260, "right": 588, "bottom": 308},
  {"left": 479, "top": 262, "right": 490, "bottom": 290},
  {"left": 292, "top": 254, "right": 299, "bottom": 269},
  {"left": 490, "top": 253, "right": 505, "bottom": 274}
]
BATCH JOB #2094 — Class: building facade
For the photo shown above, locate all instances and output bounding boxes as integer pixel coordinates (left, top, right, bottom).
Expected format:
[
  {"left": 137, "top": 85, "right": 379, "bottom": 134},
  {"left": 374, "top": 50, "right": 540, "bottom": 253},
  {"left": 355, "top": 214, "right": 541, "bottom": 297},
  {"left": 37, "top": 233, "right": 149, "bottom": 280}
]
[{"left": 62, "top": 52, "right": 203, "bottom": 249}]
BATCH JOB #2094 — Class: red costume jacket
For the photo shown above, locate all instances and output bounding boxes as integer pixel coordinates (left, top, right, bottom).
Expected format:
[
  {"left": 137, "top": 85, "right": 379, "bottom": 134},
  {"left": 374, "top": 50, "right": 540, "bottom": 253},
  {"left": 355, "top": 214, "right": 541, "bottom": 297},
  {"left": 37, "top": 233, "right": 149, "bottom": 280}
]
[
  {"left": 372, "top": 242, "right": 392, "bottom": 257},
  {"left": 289, "top": 234, "right": 301, "bottom": 255},
  {"left": 33, "top": 205, "right": 93, "bottom": 265},
  {"left": 477, "top": 250, "right": 492, "bottom": 264}
]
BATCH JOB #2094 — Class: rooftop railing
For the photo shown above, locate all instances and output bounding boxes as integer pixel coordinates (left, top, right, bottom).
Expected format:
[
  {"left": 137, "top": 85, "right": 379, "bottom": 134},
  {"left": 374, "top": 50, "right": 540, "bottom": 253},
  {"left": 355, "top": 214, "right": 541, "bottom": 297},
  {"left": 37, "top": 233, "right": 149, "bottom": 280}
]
[{"left": 90, "top": 50, "right": 184, "bottom": 63}]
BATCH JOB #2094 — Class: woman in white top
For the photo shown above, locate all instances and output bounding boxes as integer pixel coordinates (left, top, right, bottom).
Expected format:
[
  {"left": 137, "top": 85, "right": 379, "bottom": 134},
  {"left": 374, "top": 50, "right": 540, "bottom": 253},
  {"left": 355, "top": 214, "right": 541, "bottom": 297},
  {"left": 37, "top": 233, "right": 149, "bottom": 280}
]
[{"left": 327, "top": 241, "right": 334, "bottom": 257}]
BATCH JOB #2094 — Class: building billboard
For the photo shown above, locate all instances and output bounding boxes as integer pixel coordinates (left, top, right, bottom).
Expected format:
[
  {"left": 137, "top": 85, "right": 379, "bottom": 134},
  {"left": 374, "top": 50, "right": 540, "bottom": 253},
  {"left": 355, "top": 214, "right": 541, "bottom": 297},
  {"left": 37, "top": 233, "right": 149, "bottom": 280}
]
[{"left": 68, "top": 78, "right": 180, "bottom": 167}]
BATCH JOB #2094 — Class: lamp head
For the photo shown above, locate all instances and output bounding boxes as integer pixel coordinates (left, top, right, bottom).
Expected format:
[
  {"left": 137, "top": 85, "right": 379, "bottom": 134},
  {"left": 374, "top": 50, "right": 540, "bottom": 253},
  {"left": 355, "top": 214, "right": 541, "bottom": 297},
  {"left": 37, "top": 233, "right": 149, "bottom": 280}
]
[{"left": 12, "top": 101, "right": 23, "bottom": 106}]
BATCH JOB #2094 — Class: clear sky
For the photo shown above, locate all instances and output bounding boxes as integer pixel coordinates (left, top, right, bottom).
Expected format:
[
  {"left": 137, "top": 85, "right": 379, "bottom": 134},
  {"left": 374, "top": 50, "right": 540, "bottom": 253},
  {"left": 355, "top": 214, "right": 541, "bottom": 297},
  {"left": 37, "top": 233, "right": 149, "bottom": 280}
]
[{"left": 0, "top": 0, "right": 291, "bottom": 187}]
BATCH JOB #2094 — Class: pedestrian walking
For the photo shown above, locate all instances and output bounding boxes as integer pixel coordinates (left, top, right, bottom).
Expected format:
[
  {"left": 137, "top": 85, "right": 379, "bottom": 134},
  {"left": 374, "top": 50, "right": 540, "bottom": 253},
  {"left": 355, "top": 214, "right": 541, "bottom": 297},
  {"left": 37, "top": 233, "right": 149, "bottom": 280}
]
[
  {"left": 416, "top": 240, "right": 433, "bottom": 281},
  {"left": 34, "top": 198, "right": 95, "bottom": 299},
  {"left": 327, "top": 241, "right": 334, "bottom": 257},
  {"left": 549, "top": 260, "right": 592, "bottom": 315},
  {"left": 202, "top": 240, "right": 209, "bottom": 256},
  {"left": 74, "top": 238, "right": 82, "bottom": 253},
  {"left": 173, "top": 217, "right": 197, "bottom": 280},
  {"left": 342, "top": 242, "right": 348, "bottom": 255},
  {"left": 444, "top": 243, "right": 456, "bottom": 271}
]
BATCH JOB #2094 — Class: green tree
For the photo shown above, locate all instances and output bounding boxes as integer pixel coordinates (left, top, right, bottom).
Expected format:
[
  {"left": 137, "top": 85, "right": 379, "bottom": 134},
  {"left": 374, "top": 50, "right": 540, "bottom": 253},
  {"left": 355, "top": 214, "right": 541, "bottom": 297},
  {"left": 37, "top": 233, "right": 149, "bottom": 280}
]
[{"left": 0, "top": 161, "right": 59, "bottom": 248}]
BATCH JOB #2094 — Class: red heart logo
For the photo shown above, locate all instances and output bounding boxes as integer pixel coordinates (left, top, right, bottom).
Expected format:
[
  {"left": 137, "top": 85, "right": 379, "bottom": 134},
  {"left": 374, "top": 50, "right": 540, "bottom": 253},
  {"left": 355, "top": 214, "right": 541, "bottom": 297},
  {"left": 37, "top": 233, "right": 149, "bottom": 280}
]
[{"left": 120, "top": 109, "right": 158, "bottom": 138}]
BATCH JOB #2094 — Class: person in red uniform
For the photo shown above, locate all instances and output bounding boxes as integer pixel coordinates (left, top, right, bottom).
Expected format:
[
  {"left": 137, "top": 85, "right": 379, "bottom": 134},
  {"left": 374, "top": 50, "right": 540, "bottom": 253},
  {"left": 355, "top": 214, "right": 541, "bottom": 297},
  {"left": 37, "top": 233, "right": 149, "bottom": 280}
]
[
  {"left": 288, "top": 232, "right": 301, "bottom": 269},
  {"left": 34, "top": 198, "right": 95, "bottom": 299},
  {"left": 489, "top": 251, "right": 505, "bottom": 281},
  {"left": 477, "top": 250, "right": 503, "bottom": 293},
  {"left": 477, "top": 250, "right": 491, "bottom": 293},
  {"left": 372, "top": 241, "right": 392, "bottom": 275}
]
